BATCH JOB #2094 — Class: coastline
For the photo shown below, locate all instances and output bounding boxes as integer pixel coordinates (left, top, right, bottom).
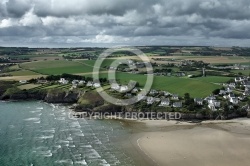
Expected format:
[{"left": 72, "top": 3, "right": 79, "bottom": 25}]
[
  {"left": 131, "top": 118, "right": 250, "bottom": 166},
  {"left": 3, "top": 100, "right": 250, "bottom": 165}
]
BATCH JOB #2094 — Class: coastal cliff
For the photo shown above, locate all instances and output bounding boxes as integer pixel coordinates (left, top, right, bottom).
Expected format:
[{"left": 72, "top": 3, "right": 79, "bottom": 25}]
[{"left": 0, "top": 85, "right": 249, "bottom": 120}]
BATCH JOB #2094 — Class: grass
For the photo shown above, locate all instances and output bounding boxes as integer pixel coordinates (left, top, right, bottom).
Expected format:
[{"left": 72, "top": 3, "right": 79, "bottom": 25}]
[
  {"left": 231, "top": 70, "right": 250, "bottom": 76},
  {"left": 18, "top": 84, "right": 41, "bottom": 90},
  {"left": 150, "top": 56, "right": 250, "bottom": 64},
  {"left": 84, "top": 72, "right": 222, "bottom": 98},
  {"left": 8, "top": 70, "right": 40, "bottom": 76},
  {"left": 20, "top": 60, "right": 97, "bottom": 75},
  {"left": 193, "top": 76, "right": 232, "bottom": 83}
]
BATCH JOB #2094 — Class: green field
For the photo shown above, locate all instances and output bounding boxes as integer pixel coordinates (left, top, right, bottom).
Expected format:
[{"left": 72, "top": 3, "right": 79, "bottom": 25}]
[
  {"left": 231, "top": 69, "right": 250, "bottom": 76},
  {"left": 17, "top": 59, "right": 230, "bottom": 97},
  {"left": 8, "top": 70, "right": 40, "bottom": 76},
  {"left": 84, "top": 72, "right": 222, "bottom": 98},
  {"left": 193, "top": 76, "right": 232, "bottom": 83},
  {"left": 20, "top": 60, "right": 98, "bottom": 75}
]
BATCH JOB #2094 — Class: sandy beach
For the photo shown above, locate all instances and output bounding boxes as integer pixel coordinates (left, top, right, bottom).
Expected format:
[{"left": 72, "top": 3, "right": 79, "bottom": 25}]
[{"left": 132, "top": 119, "right": 250, "bottom": 166}]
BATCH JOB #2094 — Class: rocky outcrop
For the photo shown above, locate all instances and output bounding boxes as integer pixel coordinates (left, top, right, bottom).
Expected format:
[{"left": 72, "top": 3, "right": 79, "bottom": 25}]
[
  {"left": 44, "top": 89, "right": 81, "bottom": 103},
  {"left": 0, "top": 90, "right": 46, "bottom": 100}
]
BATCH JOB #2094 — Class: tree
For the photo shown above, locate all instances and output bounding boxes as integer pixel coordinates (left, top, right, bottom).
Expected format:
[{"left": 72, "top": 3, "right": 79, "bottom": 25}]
[
  {"left": 212, "top": 89, "right": 220, "bottom": 95},
  {"left": 184, "top": 93, "right": 190, "bottom": 100}
]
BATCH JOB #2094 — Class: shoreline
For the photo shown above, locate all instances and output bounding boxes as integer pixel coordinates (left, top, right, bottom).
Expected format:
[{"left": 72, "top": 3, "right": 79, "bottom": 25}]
[
  {"left": 2, "top": 100, "right": 250, "bottom": 165},
  {"left": 131, "top": 118, "right": 250, "bottom": 166}
]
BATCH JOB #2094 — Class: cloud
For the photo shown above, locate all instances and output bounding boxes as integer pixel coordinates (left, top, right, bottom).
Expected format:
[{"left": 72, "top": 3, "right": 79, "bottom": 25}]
[
  {"left": 5, "top": 0, "right": 32, "bottom": 17},
  {"left": 1, "top": 0, "right": 250, "bottom": 47}
]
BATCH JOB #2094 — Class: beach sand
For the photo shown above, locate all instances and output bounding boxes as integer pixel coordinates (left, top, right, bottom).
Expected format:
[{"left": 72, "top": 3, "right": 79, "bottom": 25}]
[{"left": 132, "top": 119, "right": 250, "bottom": 166}]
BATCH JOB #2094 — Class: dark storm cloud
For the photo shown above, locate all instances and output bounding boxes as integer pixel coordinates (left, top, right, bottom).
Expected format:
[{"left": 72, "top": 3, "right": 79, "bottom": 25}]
[
  {"left": 33, "top": 0, "right": 156, "bottom": 17},
  {"left": 1, "top": 0, "right": 250, "bottom": 47},
  {"left": 5, "top": 0, "right": 32, "bottom": 18}
]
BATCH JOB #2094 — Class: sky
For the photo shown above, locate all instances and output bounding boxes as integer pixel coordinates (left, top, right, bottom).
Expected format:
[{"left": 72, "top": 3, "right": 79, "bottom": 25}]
[{"left": 1, "top": 0, "right": 250, "bottom": 47}]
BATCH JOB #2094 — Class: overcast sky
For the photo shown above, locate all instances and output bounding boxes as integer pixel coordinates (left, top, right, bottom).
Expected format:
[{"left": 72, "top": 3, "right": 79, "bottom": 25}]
[{"left": 1, "top": 0, "right": 250, "bottom": 47}]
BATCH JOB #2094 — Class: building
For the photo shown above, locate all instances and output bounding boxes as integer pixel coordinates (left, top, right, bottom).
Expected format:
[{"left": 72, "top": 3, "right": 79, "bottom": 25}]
[
  {"left": 59, "top": 78, "right": 68, "bottom": 84},
  {"left": 159, "top": 98, "right": 170, "bottom": 106},
  {"left": 149, "top": 89, "right": 158, "bottom": 96},
  {"left": 78, "top": 80, "right": 85, "bottom": 85},
  {"left": 172, "top": 94, "right": 179, "bottom": 100},
  {"left": 230, "top": 97, "right": 239, "bottom": 105},
  {"left": 173, "top": 102, "right": 182, "bottom": 108},
  {"left": 208, "top": 101, "right": 221, "bottom": 111},
  {"left": 93, "top": 82, "right": 101, "bottom": 88},
  {"left": 243, "top": 90, "right": 250, "bottom": 96},
  {"left": 194, "top": 98, "right": 203, "bottom": 105},
  {"left": 111, "top": 83, "right": 120, "bottom": 91},
  {"left": 147, "top": 97, "right": 155, "bottom": 105},
  {"left": 19, "top": 80, "right": 27, "bottom": 84},
  {"left": 72, "top": 80, "right": 79, "bottom": 85},
  {"left": 120, "top": 85, "right": 129, "bottom": 92},
  {"left": 226, "top": 87, "right": 233, "bottom": 93},
  {"left": 219, "top": 90, "right": 226, "bottom": 95},
  {"left": 86, "top": 81, "right": 93, "bottom": 87}
]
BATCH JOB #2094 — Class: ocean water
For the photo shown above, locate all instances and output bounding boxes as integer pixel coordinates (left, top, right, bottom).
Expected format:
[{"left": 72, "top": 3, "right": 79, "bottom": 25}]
[{"left": 0, "top": 101, "right": 136, "bottom": 166}]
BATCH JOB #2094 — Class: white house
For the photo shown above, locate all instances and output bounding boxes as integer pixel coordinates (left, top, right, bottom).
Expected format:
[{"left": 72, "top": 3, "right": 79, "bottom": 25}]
[
  {"left": 173, "top": 102, "right": 182, "bottom": 108},
  {"left": 208, "top": 101, "right": 221, "bottom": 111},
  {"left": 59, "top": 78, "right": 68, "bottom": 84},
  {"left": 120, "top": 85, "right": 129, "bottom": 92},
  {"left": 194, "top": 98, "right": 203, "bottom": 105},
  {"left": 243, "top": 90, "right": 250, "bottom": 96},
  {"left": 72, "top": 80, "right": 79, "bottom": 85},
  {"left": 160, "top": 98, "right": 170, "bottom": 106},
  {"left": 149, "top": 89, "right": 158, "bottom": 96},
  {"left": 219, "top": 90, "right": 226, "bottom": 95},
  {"left": 19, "top": 80, "right": 27, "bottom": 84},
  {"left": 78, "top": 80, "right": 85, "bottom": 85},
  {"left": 235, "top": 77, "right": 241, "bottom": 82},
  {"left": 226, "top": 87, "right": 233, "bottom": 93},
  {"left": 172, "top": 94, "right": 179, "bottom": 100},
  {"left": 71, "top": 84, "right": 77, "bottom": 89},
  {"left": 86, "top": 81, "right": 93, "bottom": 87},
  {"left": 163, "top": 91, "right": 171, "bottom": 96},
  {"left": 111, "top": 83, "right": 120, "bottom": 91},
  {"left": 147, "top": 97, "right": 155, "bottom": 105},
  {"left": 230, "top": 97, "right": 239, "bottom": 105},
  {"left": 93, "top": 82, "right": 101, "bottom": 88},
  {"left": 229, "top": 83, "right": 236, "bottom": 88}
]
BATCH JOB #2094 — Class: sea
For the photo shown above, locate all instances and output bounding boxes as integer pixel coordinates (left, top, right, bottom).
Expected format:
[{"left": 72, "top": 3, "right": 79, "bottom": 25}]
[{"left": 0, "top": 101, "right": 137, "bottom": 166}]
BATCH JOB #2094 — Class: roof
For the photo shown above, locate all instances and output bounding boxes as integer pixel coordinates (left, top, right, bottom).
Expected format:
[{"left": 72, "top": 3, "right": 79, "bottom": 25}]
[
  {"left": 173, "top": 102, "right": 182, "bottom": 107},
  {"left": 194, "top": 98, "right": 203, "bottom": 102},
  {"left": 161, "top": 98, "right": 170, "bottom": 102}
]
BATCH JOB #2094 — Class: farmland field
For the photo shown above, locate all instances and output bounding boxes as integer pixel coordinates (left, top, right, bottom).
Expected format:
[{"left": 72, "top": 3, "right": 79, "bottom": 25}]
[
  {"left": 231, "top": 69, "right": 250, "bottom": 76},
  {"left": 20, "top": 60, "right": 98, "bottom": 75},
  {"left": 8, "top": 70, "right": 40, "bottom": 76},
  {"left": 193, "top": 76, "right": 232, "bottom": 83},
  {"left": 150, "top": 56, "right": 250, "bottom": 64},
  {"left": 18, "top": 83, "right": 41, "bottom": 90},
  {"left": 85, "top": 72, "right": 222, "bottom": 97}
]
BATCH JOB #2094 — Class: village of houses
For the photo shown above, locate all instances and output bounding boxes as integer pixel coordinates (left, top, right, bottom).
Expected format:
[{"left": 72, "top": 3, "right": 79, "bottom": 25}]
[
  {"left": 16, "top": 58, "right": 250, "bottom": 114},
  {"left": 27, "top": 74, "right": 250, "bottom": 113}
]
